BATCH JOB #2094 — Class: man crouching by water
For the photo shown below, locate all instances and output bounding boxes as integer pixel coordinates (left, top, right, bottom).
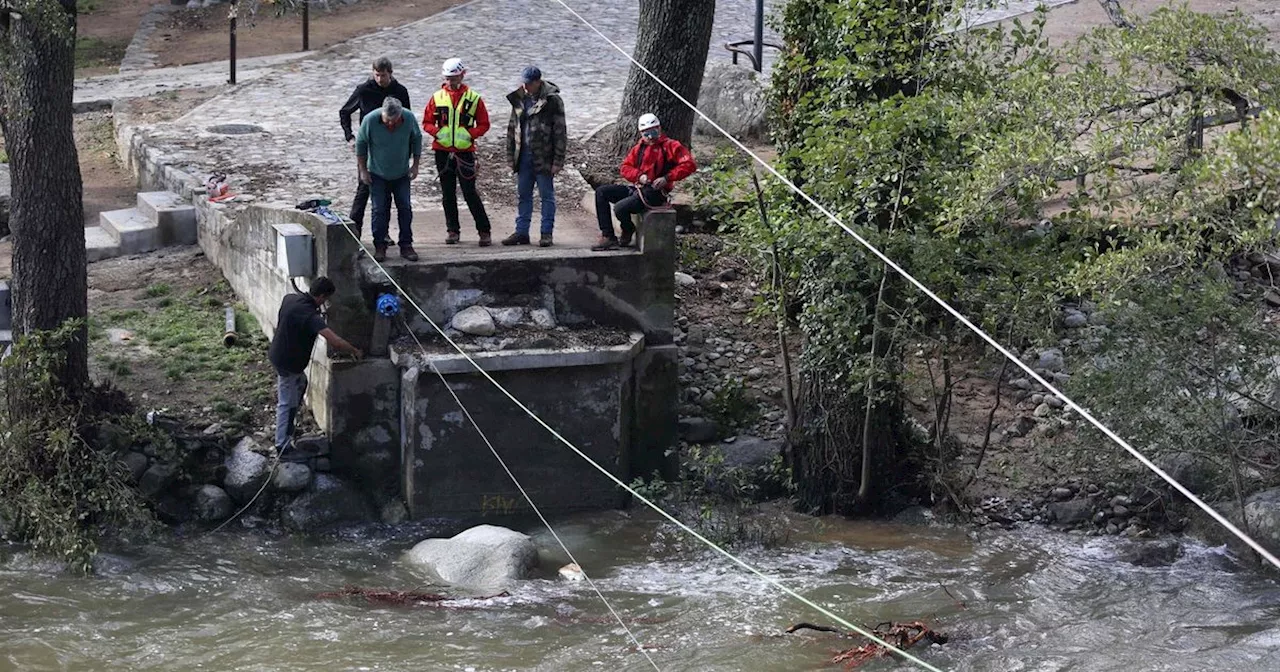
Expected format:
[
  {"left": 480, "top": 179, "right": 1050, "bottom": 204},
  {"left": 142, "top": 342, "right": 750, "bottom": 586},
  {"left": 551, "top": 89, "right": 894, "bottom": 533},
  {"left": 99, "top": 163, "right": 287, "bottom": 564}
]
[{"left": 268, "top": 277, "right": 362, "bottom": 452}]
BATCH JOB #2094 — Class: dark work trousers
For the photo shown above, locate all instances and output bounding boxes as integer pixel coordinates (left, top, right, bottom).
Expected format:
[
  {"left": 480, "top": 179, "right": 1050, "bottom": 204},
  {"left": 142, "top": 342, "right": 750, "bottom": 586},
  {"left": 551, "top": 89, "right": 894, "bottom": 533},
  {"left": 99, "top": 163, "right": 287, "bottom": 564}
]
[
  {"left": 349, "top": 178, "right": 372, "bottom": 234},
  {"left": 369, "top": 173, "right": 414, "bottom": 247},
  {"left": 595, "top": 184, "right": 666, "bottom": 239},
  {"left": 435, "top": 150, "right": 491, "bottom": 233}
]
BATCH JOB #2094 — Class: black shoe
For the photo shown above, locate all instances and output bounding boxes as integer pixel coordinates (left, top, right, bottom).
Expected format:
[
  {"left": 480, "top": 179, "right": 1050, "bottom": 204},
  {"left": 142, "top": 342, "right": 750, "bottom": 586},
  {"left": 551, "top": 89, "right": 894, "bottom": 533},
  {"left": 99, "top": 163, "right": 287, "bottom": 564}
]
[
  {"left": 445, "top": 231, "right": 460, "bottom": 245},
  {"left": 619, "top": 231, "right": 634, "bottom": 247},
  {"left": 502, "top": 232, "right": 530, "bottom": 246},
  {"left": 373, "top": 245, "right": 387, "bottom": 262},
  {"left": 591, "top": 236, "right": 619, "bottom": 252},
  {"left": 539, "top": 234, "right": 553, "bottom": 247}
]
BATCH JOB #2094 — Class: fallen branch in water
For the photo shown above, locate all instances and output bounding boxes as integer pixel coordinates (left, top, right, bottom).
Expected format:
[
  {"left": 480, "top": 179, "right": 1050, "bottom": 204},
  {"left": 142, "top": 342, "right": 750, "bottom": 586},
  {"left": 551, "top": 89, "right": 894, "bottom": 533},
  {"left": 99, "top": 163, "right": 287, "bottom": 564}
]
[
  {"left": 787, "top": 620, "right": 948, "bottom": 670},
  {"left": 316, "top": 585, "right": 509, "bottom": 607}
]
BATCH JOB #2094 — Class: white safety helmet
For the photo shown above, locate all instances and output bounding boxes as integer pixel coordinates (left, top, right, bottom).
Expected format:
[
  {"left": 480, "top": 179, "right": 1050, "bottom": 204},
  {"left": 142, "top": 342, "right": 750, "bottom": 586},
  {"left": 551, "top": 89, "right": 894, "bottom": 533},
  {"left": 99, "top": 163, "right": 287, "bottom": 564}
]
[
  {"left": 441, "top": 57, "right": 465, "bottom": 77},
  {"left": 637, "top": 113, "right": 661, "bottom": 132}
]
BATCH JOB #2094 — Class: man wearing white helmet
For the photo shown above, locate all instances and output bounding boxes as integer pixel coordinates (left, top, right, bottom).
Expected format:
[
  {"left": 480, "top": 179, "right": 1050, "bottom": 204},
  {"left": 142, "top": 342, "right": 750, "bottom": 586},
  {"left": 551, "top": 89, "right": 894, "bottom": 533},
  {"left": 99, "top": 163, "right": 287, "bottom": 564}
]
[
  {"left": 591, "top": 113, "right": 697, "bottom": 251},
  {"left": 423, "top": 57, "right": 494, "bottom": 247}
]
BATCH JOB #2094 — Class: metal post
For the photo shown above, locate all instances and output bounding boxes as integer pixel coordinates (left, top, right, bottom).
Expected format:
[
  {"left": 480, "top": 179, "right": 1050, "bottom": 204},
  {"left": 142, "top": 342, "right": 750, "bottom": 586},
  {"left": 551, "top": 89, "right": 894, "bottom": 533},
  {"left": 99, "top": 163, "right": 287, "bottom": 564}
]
[
  {"left": 228, "top": 0, "right": 238, "bottom": 85},
  {"left": 302, "top": 0, "right": 309, "bottom": 51},
  {"left": 753, "top": 0, "right": 764, "bottom": 73}
]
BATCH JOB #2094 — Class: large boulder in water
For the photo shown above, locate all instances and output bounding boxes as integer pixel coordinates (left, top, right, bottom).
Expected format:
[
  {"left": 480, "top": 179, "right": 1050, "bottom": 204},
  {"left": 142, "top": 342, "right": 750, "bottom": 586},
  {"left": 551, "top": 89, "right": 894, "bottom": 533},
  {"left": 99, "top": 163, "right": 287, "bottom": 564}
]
[
  {"left": 406, "top": 525, "right": 538, "bottom": 591},
  {"left": 694, "top": 63, "right": 767, "bottom": 139},
  {"left": 281, "top": 473, "right": 374, "bottom": 531}
]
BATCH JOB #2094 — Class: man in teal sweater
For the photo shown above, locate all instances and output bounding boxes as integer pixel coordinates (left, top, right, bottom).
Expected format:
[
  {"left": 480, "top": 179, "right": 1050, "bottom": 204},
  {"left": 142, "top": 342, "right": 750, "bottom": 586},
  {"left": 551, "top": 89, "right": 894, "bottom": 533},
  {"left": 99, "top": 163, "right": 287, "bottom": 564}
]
[{"left": 356, "top": 97, "right": 423, "bottom": 261}]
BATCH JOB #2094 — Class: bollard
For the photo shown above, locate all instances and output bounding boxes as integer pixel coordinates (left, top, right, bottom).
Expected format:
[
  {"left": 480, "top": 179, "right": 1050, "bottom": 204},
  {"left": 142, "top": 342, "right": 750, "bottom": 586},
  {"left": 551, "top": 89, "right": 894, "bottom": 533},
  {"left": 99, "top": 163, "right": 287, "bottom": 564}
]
[{"left": 228, "top": 0, "right": 238, "bottom": 85}]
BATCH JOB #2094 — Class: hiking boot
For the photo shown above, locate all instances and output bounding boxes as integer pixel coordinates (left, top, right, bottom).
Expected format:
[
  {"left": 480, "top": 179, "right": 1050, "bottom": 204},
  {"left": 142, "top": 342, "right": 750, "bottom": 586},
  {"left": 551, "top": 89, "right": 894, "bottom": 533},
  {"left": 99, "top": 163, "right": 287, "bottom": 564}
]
[
  {"left": 373, "top": 244, "right": 387, "bottom": 262},
  {"left": 591, "top": 236, "right": 620, "bottom": 252},
  {"left": 539, "top": 234, "right": 554, "bottom": 247},
  {"left": 619, "top": 230, "right": 634, "bottom": 248},
  {"left": 445, "top": 231, "right": 461, "bottom": 245},
  {"left": 478, "top": 231, "right": 492, "bottom": 247},
  {"left": 501, "top": 232, "right": 530, "bottom": 246},
  {"left": 399, "top": 245, "right": 419, "bottom": 262}
]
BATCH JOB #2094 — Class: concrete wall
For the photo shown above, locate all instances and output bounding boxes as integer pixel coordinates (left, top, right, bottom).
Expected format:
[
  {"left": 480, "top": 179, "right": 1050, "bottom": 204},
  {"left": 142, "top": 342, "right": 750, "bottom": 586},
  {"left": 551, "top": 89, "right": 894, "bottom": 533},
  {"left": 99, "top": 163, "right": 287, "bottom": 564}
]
[{"left": 378, "top": 212, "right": 679, "bottom": 345}]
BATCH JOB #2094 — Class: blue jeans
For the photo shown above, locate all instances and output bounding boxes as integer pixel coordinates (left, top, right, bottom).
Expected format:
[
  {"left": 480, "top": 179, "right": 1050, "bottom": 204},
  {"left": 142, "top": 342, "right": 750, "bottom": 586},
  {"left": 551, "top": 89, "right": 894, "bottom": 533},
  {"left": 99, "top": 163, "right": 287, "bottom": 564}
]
[
  {"left": 275, "top": 371, "right": 308, "bottom": 451},
  {"left": 514, "top": 150, "right": 556, "bottom": 236},
  {"left": 370, "top": 173, "right": 413, "bottom": 247}
]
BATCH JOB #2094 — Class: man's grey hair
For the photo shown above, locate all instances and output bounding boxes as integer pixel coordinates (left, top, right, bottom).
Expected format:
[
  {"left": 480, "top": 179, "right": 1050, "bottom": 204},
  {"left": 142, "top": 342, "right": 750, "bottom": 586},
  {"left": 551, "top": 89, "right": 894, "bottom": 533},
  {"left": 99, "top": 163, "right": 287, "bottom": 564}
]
[
  {"left": 372, "top": 57, "right": 393, "bottom": 73},
  {"left": 382, "top": 97, "right": 403, "bottom": 119}
]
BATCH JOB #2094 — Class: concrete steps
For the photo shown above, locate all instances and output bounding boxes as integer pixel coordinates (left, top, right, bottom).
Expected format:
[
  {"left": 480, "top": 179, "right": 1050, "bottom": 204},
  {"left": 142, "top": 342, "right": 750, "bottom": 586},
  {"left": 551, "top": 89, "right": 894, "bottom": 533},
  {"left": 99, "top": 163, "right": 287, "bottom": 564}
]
[{"left": 85, "top": 190, "right": 196, "bottom": 263}]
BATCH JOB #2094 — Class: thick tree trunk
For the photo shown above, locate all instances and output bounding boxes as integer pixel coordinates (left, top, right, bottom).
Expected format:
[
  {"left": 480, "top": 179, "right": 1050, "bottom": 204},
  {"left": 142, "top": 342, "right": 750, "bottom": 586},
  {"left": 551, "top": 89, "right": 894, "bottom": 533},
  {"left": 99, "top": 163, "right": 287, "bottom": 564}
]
[
  {"left": 0, "top": 0, "right": 89, "bottom": 400},
  {"left": 613, "top": 0, "right": 716, "bottom": 158}
]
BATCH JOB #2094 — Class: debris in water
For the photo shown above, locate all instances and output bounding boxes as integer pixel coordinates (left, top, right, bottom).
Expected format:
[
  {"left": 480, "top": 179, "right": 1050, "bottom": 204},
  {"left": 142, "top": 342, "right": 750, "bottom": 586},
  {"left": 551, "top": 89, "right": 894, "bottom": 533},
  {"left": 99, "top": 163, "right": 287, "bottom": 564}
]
[
  {"left": 558, "top": 562, "right": 585, "bottom": 581},
  {"left": 787, "top": 620, "right": 948, "bottom": 669},
  {"left": 316, "top": 585, "right": 509, "bottom": 607}
]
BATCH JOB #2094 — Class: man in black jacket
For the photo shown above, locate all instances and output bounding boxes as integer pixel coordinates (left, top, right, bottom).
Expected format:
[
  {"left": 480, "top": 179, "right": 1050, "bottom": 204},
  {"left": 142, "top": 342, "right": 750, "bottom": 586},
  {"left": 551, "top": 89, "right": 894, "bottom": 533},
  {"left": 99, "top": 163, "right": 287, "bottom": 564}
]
[
  {"left": 339, "top": 57, "right": 412, "bottom": 236},
  {"left": 269, "top": 277, "right": 362, "bottom": 452}
]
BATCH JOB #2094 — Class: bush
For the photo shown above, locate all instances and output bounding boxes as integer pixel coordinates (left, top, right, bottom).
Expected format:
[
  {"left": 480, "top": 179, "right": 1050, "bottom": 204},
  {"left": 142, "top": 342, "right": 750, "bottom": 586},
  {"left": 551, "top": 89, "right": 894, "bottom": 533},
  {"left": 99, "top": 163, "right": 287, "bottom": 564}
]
[{"left": 0, "top": 322, "right": 154, "bottom": 571}]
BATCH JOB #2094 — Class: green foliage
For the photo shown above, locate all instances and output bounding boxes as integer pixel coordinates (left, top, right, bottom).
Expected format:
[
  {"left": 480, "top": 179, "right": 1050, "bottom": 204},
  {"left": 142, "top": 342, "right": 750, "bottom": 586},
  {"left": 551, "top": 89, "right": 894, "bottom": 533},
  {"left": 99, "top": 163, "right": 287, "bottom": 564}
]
[
  {"left": 74, "top": 37, "right": 127, "bottom": 70},
  {"left": 705, "top": 1, "right": 1280, "bottom": 510},
  {"left": 0, "top": 322, "right": 153, "bottom": 571},
  {"left": 702, "top": 378, "right": 760, "bottom": 431},
  {"left": 0, "top": 148, "right": 8, "bottom": 163},
  {"left": 632, "top": 445, "right": 792, "bottom": 549}
]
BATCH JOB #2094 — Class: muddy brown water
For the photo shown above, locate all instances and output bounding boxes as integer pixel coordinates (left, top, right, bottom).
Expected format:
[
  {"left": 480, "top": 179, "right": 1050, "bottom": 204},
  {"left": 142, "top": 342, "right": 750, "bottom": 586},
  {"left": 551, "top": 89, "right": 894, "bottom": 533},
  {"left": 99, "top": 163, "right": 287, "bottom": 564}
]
[{"left": 2, "top": 510, "right": 1279, "bottom": 671}]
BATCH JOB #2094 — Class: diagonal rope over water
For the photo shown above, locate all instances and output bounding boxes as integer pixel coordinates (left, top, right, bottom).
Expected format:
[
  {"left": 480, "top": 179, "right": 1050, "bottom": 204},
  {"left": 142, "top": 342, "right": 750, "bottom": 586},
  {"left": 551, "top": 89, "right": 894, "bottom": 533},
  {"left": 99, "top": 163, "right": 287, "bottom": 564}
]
[
  {"left": 333, "top": 221, "right": 947, "bottom": 671},
  {"left": 542, "top": 0, "right": 1280, "bottom": 576},
  {"left": 396, "top": 313, "right": 662, "bottom": 671}
]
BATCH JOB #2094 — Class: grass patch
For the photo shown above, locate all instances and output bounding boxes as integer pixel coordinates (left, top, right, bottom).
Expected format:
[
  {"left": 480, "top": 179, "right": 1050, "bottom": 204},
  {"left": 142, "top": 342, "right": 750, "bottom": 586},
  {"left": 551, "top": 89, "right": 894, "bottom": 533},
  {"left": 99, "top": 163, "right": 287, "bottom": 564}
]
[
  {"left": 0, "top": 148, "right": 7, "bottom": 164},
  {"left": 142, "top": 283, "right": 172, "bottom": 299},
  {"left": 103, "top": 356, "right": 131, "bottom": 377},
  {"left": 92, "top": 291, "right": 269, "bottom": 399},
  {"left": 75, "top": 36, "right": 128, "bottom": 70}
]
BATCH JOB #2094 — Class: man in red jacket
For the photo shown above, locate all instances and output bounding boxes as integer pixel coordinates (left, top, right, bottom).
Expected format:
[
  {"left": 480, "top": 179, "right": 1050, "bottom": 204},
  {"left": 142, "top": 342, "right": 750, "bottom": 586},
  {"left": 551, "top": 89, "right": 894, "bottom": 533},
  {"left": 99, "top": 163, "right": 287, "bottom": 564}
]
[
  {"left": 423, "top": 57, "right": 493, "bottom": 246},
  {"left": 591, "top": 113, "right": 696, "bottom": 251}
]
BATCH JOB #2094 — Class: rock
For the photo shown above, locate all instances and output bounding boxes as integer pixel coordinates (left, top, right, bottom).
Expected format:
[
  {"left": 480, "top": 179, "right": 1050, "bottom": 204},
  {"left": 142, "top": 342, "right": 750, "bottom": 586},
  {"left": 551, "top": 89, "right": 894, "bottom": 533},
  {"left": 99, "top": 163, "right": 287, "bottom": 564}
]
[
  {"left": 451, "top": 306, "right": 496, "bottom": 336},
  {"left": 720, "top": 436, "right": 781, "bottom": 470},
  {"left": 1051, "top": 487, "right": 1073, "bottom": 501},
  {"left": 1063, "top": 310, "right": 1088, "bottom": 328},
  {"left": 120, "top": 451, "right": 149, "bottom": 483},
  {"left": 272, "top": 462, "right": 312, "bottom": 492},
  {"left": 1266, "top": 289, "right": 1280, "bottom": 309},
  {"left": 139, "top": 464, "right": 177, "bottom": 499},
  {"left": 1118, "top": 539, "right": 1182, "bottom": 566},
  {"left": 1046, "top": 395, "right": 1065, "bottom": 409},
  {"left": 193, "top": 485, "right": 233, "bottom": 521},
  {"left": 1106, "top": 523, "right": 1120, "bottom": 535},
  {"left": 529, "top": 308, "right": 556, "bottom": 330},
  {"left": 746, "top": 367, "right": 764, "bottom": 380},
  {"left": 153, "top": 494, "right": 192, "bottom": 524},
  {"left": 674, "top": 272, "right": 696, "bottom": 288},
  {"left": 202, "top": 423, "right": 223, "bottom": 436},
  {"left": 678, "top": 416, "right": 720, "bottom": 443},
  {"left": 1153, "top": 451, "right": 1214, "bottom": 494},
  {"left": 1011, "top": 378, "right": 1031, "bottom": 390},
  {"left": 1047, "top": 499, "right": 1091, "bottom": 525},
  {"left": 1003, "top": 415, "right": 1035, "bottom": 438},
  {"left": 694, "top": 63, "right": 768, "bottom": 138},
  {"left": 489, "top": 307, "right": 525, "bottom": 328},
  {"left": 405, "top": 525, "right": 539, "bottom": 591},
  {"left": 717, "top": 268, "right": 740, "bottom": 282},
  {"left": 223, "top": 439, "right": 270, "bottom": 503},
  {"left": 281, "top": 474, "right": 374, "bottom": 531},
  {"left": 1037, "top": 348, "right": 1065, "bottom": 372},
  {"left": 1033, "top": 403, "right": 1052, "bottom": 418},
  {"left": 686, "top": 327, "right": 706, "bottom": 345},
  {"left": 1113, "top": 505, "right": 1131, "bottom": 517}
]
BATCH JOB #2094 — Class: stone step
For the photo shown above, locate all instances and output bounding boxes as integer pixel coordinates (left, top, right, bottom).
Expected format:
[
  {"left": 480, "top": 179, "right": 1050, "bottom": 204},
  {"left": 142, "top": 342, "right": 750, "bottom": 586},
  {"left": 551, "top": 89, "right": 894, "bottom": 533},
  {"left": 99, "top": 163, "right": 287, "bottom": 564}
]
[
  {"left": 136, "top": 191, "right": 197, "bottom": 245},
  {"left": 85, "top": 226, "right": 122, "bottom": 262},
  {"left": 99, "top": 208, "right": 159, "bottom": 255}
]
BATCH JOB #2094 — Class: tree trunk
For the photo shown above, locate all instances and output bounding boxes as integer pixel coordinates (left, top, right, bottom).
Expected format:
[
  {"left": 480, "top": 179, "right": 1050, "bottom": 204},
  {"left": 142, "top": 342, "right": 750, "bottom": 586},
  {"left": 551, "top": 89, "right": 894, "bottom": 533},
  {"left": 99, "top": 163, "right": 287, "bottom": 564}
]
[
  {"left": 0, "top": 0, "right": 89, "bottom": 400},
  {"left": 613, "top": 0, "right": 716, "bottom": 158}
]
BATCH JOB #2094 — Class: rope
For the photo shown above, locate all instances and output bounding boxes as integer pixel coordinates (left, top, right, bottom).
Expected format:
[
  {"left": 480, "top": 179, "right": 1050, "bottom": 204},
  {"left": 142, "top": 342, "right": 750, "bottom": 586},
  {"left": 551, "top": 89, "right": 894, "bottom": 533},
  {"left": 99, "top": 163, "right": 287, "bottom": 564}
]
[
  {"left": 334, "top": 220, "right": 947, "bottom": 672},
  {"left": 398, "top": 316, "right": 662, "bottom": 671},
  {"left": 544, "top": 0, "right": 1280, "bottom": 572}
]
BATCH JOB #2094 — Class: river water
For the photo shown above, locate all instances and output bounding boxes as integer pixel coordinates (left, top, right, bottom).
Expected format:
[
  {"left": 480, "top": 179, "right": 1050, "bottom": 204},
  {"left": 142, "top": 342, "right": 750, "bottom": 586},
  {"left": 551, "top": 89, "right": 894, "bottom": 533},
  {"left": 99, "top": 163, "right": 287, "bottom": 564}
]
[{"left": 3, "top": 510, "right": 1279, "bottom": 671}]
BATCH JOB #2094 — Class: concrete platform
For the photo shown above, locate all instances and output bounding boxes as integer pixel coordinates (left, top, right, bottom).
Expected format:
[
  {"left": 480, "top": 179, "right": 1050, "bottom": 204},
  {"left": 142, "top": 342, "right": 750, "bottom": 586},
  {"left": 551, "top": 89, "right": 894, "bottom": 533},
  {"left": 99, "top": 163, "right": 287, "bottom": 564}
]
[
  {"left": 137, "top": 191, "right": 197, "bottom": 245},
  {"left": 99, "top": 208, "right": 160, "bottom": 255},
  {"left": 84, "top": 226, "right": 122, "bottom": 262}
]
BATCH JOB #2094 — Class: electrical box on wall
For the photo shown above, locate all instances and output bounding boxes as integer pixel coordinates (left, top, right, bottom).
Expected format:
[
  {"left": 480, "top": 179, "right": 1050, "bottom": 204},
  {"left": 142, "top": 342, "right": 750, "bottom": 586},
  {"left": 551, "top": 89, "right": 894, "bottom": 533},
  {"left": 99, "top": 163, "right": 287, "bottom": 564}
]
[{"left": 273, "top": 223, "right": 314, "bottom": 278}]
